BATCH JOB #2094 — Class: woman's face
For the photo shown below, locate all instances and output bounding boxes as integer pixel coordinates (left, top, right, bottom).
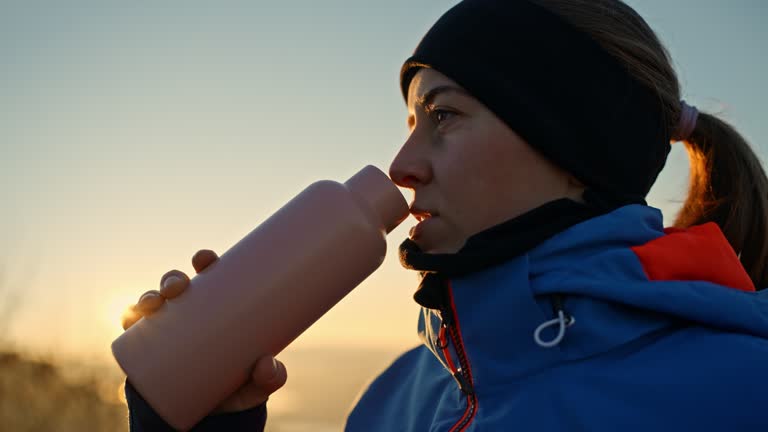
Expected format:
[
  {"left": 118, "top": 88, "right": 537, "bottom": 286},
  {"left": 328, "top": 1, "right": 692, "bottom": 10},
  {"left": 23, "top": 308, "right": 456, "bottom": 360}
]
[{"left": 389, "top": 68, "right": 584, "bottom": 254}]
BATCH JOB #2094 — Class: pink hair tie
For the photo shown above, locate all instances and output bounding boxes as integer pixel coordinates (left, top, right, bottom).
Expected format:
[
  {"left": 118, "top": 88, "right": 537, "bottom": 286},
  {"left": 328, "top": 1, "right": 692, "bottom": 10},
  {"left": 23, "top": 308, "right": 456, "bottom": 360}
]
[{"left": 675, "top": 100, "right": 699, "bottom": 142}]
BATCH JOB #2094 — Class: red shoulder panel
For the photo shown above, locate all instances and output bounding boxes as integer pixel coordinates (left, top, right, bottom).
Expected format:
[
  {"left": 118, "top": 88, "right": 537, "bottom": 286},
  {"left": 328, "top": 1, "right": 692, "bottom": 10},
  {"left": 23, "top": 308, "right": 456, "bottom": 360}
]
[{"left": 630, "top": 222, "right": 755, "bottom": 292}]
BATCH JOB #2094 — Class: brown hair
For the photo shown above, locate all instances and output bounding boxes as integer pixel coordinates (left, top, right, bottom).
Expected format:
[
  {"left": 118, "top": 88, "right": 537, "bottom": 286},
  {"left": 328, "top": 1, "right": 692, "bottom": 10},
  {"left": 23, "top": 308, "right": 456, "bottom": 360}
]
[{"left": 529, "top": 0, "right": 768, "bottom": 289}]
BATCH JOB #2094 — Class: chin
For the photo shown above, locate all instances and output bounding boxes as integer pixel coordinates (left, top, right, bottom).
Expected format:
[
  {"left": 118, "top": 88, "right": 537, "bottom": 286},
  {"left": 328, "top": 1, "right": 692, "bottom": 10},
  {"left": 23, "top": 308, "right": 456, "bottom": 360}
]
[
  {"left": 411, "top": 219, "right": 466, "bottom": 254},
  {"left": 418, "top": 239, "right": 464, "bottom": 255}
]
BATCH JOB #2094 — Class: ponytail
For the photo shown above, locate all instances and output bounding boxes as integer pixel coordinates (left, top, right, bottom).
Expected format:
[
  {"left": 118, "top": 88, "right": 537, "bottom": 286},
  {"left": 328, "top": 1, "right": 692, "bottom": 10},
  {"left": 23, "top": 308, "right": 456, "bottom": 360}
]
[
  {"left": 674, "top": 113, "right": 768, "bottom": 289},
  {"left": 528, "top": 0, "right": 768, "bottom": 289}
]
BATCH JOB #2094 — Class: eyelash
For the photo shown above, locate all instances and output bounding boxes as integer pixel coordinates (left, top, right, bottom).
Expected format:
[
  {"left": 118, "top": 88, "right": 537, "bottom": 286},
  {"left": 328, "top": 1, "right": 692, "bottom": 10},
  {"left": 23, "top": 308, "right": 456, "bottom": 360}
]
[{"left": 426, "top": 107, "right": 457, "bottom": 126}]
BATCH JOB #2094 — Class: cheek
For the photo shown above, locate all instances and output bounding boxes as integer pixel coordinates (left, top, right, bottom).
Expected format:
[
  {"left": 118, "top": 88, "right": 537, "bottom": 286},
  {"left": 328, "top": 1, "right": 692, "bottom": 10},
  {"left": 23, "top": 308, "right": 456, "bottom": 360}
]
[
  {"left": 477, "top": 127, "right": 549, "bottom": 190},
  {"left": 445, "top": 128, "right": 523, "bottom": 193},
  {"left": 438, "top": 127, "right": 546, "bottom": 230},
  {"left": 434, "top": 133, "right": 506, "bottom": 226}
]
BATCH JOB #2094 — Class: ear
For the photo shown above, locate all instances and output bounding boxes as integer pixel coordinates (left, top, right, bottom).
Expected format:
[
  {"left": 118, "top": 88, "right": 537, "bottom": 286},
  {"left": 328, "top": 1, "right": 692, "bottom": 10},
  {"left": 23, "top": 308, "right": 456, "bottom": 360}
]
[
  {"left": 567, "top": 175, "right": 585, "bottom": 188},
  {"left": 565, "top": 175, "right": 587, "bottom": 203}
]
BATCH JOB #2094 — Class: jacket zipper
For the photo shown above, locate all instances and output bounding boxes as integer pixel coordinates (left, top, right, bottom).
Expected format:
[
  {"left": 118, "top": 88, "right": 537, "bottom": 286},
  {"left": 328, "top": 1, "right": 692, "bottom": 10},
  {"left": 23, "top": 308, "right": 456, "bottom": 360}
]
[{"left": 439, "top": 282, "right": 478, "bottom": 432}]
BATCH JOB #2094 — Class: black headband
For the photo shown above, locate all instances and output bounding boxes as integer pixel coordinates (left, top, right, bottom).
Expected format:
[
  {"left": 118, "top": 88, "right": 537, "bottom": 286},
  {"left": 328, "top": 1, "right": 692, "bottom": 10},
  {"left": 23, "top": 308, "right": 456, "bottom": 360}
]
[{"left": 400, "top": 0, "right": 671, "bottom": 208}]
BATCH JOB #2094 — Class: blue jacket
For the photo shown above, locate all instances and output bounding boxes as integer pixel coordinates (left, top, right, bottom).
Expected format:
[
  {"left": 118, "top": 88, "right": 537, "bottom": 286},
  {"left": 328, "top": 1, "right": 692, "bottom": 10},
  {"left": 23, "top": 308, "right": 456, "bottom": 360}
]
[{"left": 346, "top": 204, "right": 768, "bottom": 431}]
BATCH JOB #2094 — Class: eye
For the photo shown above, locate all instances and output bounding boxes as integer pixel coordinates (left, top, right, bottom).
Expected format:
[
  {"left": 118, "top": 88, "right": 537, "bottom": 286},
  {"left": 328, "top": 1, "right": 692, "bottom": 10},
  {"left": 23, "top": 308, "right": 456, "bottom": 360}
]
[{"left": 428, "top": 108, "right": 457, "bottom": 126}]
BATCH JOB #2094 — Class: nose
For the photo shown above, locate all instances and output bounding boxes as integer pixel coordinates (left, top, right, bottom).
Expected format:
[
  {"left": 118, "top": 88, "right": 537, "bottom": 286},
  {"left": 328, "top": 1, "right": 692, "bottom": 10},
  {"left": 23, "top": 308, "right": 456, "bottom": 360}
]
[{"left": 389, "top": 133, "right": 433, "bottom": 189}]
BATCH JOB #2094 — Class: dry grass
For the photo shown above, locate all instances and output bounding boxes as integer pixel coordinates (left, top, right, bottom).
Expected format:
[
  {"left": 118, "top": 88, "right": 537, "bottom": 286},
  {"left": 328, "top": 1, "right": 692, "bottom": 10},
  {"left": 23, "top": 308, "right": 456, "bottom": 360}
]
[
  {"left": 0, "top": 345, "right": 407, "bottom": 431},
  {"left": 0, "top": 350, "right": 128, "bottom": 432}
]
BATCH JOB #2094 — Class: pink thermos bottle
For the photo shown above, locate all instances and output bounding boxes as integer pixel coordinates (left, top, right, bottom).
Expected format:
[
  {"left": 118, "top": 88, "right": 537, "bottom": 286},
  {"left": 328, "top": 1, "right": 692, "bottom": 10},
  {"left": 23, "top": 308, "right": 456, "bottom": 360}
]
[{"left": 111, "top": 165, "right": 409, "bottom": 430}]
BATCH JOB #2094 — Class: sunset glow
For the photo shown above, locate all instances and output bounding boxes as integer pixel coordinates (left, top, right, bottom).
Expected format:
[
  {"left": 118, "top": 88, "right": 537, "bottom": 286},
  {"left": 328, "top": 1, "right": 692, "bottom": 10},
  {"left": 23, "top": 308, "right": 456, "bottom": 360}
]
[{"left": 1, "top": 1, "right": 765, "bottom": 430}]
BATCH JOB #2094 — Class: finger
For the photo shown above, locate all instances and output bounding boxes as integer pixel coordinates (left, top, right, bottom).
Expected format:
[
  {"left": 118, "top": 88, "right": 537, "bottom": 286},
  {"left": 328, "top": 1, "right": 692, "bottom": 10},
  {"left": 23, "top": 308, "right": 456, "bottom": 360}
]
[
  {"left": 251, "top": 356, "right": 288, "bottom": 394},
  {"left": 136, "top": 290, "right": 164, "bottom": 315},
  {"left": 192, "top": 249, "right": 219, "bottom": 274},
  {"left": 215, "top": 357, "right": 287, "bottom": 413},
  {"left": 121, "top": 305, "right": 142, "bottom": 330},
  {"left": 159, "top": 270, "right": 190, "bottom": 299}
]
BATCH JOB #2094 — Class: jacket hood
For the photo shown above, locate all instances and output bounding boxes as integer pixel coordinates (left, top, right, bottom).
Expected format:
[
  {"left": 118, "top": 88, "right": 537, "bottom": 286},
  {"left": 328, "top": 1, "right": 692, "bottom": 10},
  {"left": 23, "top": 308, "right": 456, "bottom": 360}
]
[
  {"left": 528, "top": 204, "right": 765, "bottom": 332},
  {"left": 435, "top": 204, "right": 768, "bottom": 384}
]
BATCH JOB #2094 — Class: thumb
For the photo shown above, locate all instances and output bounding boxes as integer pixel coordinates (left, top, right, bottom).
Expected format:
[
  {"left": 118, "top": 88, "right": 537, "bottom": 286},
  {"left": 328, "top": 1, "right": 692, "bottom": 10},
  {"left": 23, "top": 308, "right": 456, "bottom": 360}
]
[
  {"left": 252, "top": 356, "right": 288, "bottom": 394},
  {"left": 213, "top": 356, "right": 288, "bottom": 413}
]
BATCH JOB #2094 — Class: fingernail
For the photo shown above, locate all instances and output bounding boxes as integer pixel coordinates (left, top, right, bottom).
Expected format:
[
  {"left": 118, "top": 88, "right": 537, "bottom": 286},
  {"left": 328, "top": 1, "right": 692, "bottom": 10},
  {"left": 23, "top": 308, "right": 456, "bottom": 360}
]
[
  {"left": 270, "top": 358, "right": 279, "bottom": 378},
  {"left": 162, "top": 275, "right": 181, "bottom": 290},
  {"left": 139, "top": 292, "right": 160, "bottom": 303}
]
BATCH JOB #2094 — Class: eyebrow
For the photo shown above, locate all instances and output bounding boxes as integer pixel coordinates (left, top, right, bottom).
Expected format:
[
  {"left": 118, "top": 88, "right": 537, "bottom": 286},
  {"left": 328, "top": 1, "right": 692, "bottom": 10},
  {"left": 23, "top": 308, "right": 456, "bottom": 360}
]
[
  {"left": 407, "top": 85, "right": 471, "bottom": 130},
  {"left": 414, "top": 85, "right": 471, "bottom": 108}
]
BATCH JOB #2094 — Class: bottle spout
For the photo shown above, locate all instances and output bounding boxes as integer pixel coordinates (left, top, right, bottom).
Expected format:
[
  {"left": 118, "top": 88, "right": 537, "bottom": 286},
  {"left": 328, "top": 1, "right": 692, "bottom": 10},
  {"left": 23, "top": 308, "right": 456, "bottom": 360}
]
[{"left": 344, "top": 165, "right": 409, "bottom": 234}]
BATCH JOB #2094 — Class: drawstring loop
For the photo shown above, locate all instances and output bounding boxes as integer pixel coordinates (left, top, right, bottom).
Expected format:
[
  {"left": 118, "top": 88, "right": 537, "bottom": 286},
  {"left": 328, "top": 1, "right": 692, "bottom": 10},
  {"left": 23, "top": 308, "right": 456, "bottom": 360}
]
[
  {"left": 534, "top": 295, "right": 575, "bottom": 348},
  {"left": 533, "top": 310, "right": 575, "bottom": 348}
]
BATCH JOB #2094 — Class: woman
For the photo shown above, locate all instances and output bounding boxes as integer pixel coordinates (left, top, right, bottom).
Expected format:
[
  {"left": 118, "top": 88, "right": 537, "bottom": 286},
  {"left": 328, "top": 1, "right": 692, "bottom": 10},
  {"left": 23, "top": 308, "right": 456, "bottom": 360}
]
[{"left": 122, "top": 0, "right": 768, "bottom": 430}]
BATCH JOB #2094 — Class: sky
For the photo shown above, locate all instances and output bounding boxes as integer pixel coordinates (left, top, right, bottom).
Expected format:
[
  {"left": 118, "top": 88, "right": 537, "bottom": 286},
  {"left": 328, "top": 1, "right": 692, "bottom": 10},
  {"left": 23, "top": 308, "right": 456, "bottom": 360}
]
[{"left": 0, "top": 0, "right": 766, "bottom": 365}]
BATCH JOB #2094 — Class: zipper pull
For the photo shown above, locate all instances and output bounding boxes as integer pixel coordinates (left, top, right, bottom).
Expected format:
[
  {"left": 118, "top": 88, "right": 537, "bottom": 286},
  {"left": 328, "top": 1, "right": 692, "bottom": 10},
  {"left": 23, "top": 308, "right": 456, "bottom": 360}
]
[{"left": 452, "top": 370, "right": 475, "bottom": 395}]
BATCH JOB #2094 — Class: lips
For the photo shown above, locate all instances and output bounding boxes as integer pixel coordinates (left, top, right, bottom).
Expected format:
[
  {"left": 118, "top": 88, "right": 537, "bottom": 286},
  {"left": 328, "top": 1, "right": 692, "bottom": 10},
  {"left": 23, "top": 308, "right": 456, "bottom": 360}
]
[
  {"left": 409, "top": 206, "right": 438, "bottom": 240},
  {"left": 410, "top": 206, "right": 438, "bottom": 222}
]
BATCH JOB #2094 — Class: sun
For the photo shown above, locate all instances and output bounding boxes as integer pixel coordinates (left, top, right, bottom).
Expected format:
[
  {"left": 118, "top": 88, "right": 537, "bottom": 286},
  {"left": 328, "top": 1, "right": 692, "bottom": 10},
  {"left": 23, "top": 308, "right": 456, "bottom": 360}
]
[{"left": 103, "top": 292, "right": 141, "bottom": 335}]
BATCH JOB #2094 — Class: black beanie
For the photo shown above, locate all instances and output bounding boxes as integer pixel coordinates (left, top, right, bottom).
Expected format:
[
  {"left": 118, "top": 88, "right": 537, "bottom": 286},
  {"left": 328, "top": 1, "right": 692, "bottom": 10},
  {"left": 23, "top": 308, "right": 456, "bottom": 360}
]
[{"left": 400, "top": 0, "right": 671, "bottom": 208}]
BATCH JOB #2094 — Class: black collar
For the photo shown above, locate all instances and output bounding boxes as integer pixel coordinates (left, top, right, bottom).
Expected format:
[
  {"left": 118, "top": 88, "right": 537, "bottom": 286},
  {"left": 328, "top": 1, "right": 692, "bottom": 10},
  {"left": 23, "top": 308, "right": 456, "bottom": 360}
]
[{"left": 399, "top": 195, "right": 608, "bottom": 308}]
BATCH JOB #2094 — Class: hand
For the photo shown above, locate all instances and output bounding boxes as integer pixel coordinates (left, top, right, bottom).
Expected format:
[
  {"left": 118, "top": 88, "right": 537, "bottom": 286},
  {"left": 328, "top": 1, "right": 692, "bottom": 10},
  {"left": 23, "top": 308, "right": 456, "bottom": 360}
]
[{"left": 121, "top": 249, "right": 288, "bottom": 413}]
